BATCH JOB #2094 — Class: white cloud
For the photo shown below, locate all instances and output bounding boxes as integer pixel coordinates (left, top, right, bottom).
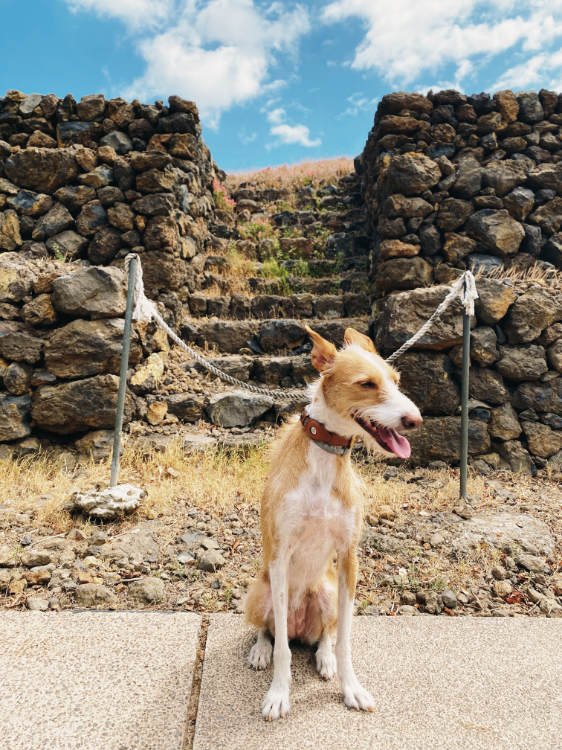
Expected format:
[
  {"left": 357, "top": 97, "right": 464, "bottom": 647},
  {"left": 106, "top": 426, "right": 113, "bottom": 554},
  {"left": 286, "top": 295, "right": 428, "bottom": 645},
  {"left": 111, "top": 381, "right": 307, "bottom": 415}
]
[
  {"left": 264, "top": 104, "right": 320, "bottom": 147},
  {"left": 341, "top": 92, "right": 378, "bottom": 117},
  {"left": 64, "top": 0, "right": 174, "bottom": 31},
  {"left": 322, "top": 0, "right": 562, "bottom": 90},
  {"left": 127, "top": 1, "right": 310, "bottom": 126},
  {"left": 270, "top": 123, "right": 321, "bottom": 147},
  {"left": 493, "top": 48, "right": 562, "bottom": 91},
  {"left": 67, "top": 0, "right": 310, "bottom": 127}
]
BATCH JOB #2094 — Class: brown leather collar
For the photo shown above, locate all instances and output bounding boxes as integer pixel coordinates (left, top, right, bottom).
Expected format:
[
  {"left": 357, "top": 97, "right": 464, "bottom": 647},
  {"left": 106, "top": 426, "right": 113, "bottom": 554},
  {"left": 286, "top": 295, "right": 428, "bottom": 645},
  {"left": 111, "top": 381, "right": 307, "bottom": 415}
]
[{"left": 300, "top": 411, "right": 352, "bottom": 455}]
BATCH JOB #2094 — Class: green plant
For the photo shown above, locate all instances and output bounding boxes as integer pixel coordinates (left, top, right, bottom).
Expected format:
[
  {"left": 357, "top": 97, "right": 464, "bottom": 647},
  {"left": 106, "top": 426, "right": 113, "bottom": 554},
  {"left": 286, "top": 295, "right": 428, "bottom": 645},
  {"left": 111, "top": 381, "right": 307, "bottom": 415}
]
[
  {"left": 259, "top": 258, "right": 290, "bottom": 294},
  {"left": 238, "top": 221, "right": 274, "bottom": 240},
  {"left": 291, "top": 258, "right": 311, "bottom": 276}
]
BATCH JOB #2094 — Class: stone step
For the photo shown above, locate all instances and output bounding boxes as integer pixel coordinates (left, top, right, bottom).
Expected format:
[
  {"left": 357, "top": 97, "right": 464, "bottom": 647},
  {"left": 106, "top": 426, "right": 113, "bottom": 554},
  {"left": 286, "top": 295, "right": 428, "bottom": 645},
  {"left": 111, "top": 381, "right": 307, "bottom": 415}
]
[
  {"left": 180, "top": 316, "right": 370, "bottom": 354},
  {"left": 193, "top": 352, "right": 315, "bottom": 387},
  {"left": 186, "top": 292, "right": 370, "bottom": 320},
  {"left": 283, "top": 255, "right": 369, "bottom": 275}
]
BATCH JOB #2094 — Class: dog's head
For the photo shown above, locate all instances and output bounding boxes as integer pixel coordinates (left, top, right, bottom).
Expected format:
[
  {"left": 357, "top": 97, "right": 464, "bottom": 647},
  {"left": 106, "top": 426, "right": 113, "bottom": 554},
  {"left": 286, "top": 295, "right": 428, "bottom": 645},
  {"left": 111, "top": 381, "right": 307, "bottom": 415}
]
[{"left": 305, "top": 325, "right": 422, "bottom": 459}]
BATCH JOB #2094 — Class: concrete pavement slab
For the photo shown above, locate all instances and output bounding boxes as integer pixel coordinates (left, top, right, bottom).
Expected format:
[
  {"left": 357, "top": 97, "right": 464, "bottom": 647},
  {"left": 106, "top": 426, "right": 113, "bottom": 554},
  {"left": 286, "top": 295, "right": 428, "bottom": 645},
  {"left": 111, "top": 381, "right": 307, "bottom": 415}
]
[
  {"left": 0, "top": 611, "right": 200, "bottom": 750},
  {"left": 194, "top": 615, "right": 561, "bottom": 750}
]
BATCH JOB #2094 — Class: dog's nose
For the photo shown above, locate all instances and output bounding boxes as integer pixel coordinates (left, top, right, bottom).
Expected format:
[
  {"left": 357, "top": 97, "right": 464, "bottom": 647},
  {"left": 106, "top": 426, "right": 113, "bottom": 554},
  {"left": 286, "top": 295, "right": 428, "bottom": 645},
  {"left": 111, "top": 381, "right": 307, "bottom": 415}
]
[{"left": 402, "top": 413, "right": 423, "bottom": 430}]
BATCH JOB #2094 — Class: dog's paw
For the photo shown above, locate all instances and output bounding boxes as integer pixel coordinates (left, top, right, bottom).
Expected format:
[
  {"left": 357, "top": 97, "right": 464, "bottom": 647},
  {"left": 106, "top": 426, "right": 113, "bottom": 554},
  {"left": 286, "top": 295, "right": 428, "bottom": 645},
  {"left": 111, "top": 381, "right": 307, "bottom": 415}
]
[
  {"left": 342, "top": 681, "right": 375, "bottom": 712},
  {"left": 262, "top": 686, "right": 290, "bottom": 721},
  {"left": 315, "top": 647, "right": 337, "bottom": 680},
  {"left": 248, "top": 638, "right": 272, "bottom": 670}
]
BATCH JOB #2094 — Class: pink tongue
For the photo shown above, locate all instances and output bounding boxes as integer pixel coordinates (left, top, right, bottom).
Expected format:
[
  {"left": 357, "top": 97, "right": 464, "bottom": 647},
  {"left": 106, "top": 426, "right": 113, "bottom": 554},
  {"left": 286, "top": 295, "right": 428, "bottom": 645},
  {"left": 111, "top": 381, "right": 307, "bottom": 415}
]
[{"left": 384, "top": 428, "right": 411, "bottom": 459}]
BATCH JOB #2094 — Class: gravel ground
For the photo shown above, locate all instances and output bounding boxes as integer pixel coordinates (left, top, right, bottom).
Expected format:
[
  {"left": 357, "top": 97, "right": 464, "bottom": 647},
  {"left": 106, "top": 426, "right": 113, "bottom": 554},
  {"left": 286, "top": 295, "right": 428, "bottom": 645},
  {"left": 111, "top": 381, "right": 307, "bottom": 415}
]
[{"left": 1, "top": 440, "right": 560, "bottom": 619}]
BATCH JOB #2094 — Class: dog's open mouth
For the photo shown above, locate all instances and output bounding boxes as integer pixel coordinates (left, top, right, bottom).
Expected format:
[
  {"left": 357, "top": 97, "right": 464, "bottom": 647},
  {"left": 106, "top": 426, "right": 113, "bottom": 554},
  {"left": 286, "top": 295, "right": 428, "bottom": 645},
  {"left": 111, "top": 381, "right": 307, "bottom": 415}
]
[{"left": 353, "top": 416, "right": 411, "bottom": 459}]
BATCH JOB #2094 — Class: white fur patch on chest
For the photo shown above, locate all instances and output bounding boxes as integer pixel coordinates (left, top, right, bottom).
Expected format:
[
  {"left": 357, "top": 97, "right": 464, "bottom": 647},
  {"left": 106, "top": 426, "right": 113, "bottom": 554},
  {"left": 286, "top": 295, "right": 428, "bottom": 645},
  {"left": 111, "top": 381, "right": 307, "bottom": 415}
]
[{"left": 275, "top": 443, "right": 356, "bottom": 597}]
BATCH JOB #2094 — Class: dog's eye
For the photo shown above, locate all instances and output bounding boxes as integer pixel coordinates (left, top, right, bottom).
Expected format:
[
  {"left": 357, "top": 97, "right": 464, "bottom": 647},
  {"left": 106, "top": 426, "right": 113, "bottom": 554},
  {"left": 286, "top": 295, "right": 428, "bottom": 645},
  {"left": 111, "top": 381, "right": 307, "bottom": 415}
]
[{"left": 360, "top": 380, "right": 377, "bottom": 389}]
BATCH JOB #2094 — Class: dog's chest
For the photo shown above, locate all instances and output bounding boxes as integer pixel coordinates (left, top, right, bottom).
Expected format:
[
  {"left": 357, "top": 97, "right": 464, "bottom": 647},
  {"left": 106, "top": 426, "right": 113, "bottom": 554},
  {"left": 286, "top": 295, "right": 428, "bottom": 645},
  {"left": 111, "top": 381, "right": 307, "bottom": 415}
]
[{"left": 279, "top": 446, "right": 356, "bottom": 552}]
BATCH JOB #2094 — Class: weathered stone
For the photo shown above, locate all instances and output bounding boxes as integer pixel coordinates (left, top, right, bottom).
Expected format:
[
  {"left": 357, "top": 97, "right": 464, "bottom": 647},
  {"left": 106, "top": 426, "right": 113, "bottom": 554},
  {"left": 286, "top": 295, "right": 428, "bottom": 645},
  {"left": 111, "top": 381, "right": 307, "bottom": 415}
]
[
  {"left": 409, "top": 416, "right": 490, "bottom": 463},
  {"left": 504, "top": 289, "right": 561, "bottom": 344},
  {"left": 205, "top": 390, "right": 273, "bottom": 428},
  {"left": 379, "top": 115, "right": 425, "bottom": 134},
  {"left": 4, "top": 148, "right": 78, "bottom": 193},
  {"left": 78, "top": 164, "right": 113, "bottom": 189},
  {"left": 52, "top": 267, "right": 126, "bottom": 319},
  {"left": 436, "top": 198, "right": 472, "bottom": 231},
  {"left": 469, "top": 368, "right": 509, "bottom": 405},
  {"left": 100, "top": 130, "right": 133, "bottom": 154},
  {"left": 466, "top": 210, "right": 524, "bottom": 256},
  {"left": 146, "top": 401, "right": 168, "bottom": 425},
  {"left": 419, "top": 224, "right": 441, "bottom": 255},
  {"left": 378, "top": 92, "right": 433, "bottom": 115},
  {"left": 528, "top": 197, "right": 562, "bottom": 234},
  {"left": 0, "top": 209, "right": 21, "bottom": 250},
  {"left": 86, "top": 227, "right": 121, "bottom": 265},
  {"left": 396, "top": 352, "right": 459, "bottom": 416},
  {"left": 75, "top": 430, "right": 115, "bottom": 461},
  {"left": 548, "top": 339, "right": 562, "bottom": 372},
  {"left": 375, "top": 257, "right": 433, "bottom": 292},
  {"left": 45, "top": 319, "right": 141, "bottom": 378},
  {"left": 132, "top": 192, "right": 175, "bottom": 216},
  {"left": 470, "top": 327, "right": 499, "bottom": 364},
  {"left": 56, "top": 121, "right": 97, "bottom": 146},
  {"left": 76, "top": 201, "right": 107, "bottom": 236},
  {"left": 75, "top": 583, "right": 116, "bottom": 606},
  {"left": 453, "top": 511, "right": 553, "bottom": 553},
  {"left": 31, "top": 203, "right": 73, "bottom": 240},
  {"left": 166, "top": 393, "right": 205, "bottom": 422},
  {"left": 0, "top": 330, "right": 43, "bottom": 364},
  {"left": 32, "top": 374, "right": 133, "bottom": 434},
  {"left": 76, "top": 94, "right": 105, "bottom": 120},
  {"left": 130, "top": 353, "right": 165, "bottom": 394},
  {"left": 442, "top": 233, "right": 476, "bottom": 263},
  {"left": 513, "top": 378, "right": 561, "bottom": 414},
  {"left": 474, "top": 280, "right": 517, "bottom": 324},
  {"left": 527, "top": 162, "right": 562, "bottom": 193},
  {"left": 0, "top": 394, "right": 31, "bottom": 440},
  {"left": 383, "top": 153, "right": 441, "bottom": 195},
  {"left": 107, "top": 202, "right": 134, "bottom": 231},
  {"left": 2, "top": 362, "right": 31, "bottom": 395},
  {"left": 46, "top": 230, "right": 87, "bottom": 260},
  {"left": 522, "top": 421, "right": 562, "bottom": 458},
  {"left": 451, "top": 158, "right": 482, "bottom": 198},
  {"left": 144, "top": 215, "right": 179, "bottom": 252},
  {"left": 517, "top": 92, "right": 544, "bottom": 123},
  {"left": 375, "top": 286, "right": 468, "bottom": 351},
  {"left": 197, "top": 549, "right": 226, "bottom": 572},
  {"left": 54, "top": 185, "right": 96, "bottom": 212},
  {"left": 0, "top": 253, "right": 36, "bottom": 302},
  {"left": 128, "top": 576, "right": 165, "bottom": 603},
  {"left": 136, "top": 168, "right": 175, "bottom": 193},
  {"left": 543, "top": 233, "right": 562, "bottom": 268},
  {"left": 497, "top": 345, "right": 548, "bottom": 382},
  {"left": 494, "top": 90, "right": 519, "bottom": 123},
  {"left": 7, "top": 189, "right": 53, "bottom": 216},
  {"left": 482, "top": 160, "right": 529, "bottom": 196},
  {"left": 503, "top": 187, "right": 535, "bottom": 221},
  {"left": 383, "top": 195, "right": 433, "bottom": 218},
  {"left": 258, "top": 320, "right": 306, "bottom": 353},
  {"left": 378, "top": 239, "right": 420, "bottom": 259},
  {"left": 489, "top": 403, "right": 522, "bottom": 441}
]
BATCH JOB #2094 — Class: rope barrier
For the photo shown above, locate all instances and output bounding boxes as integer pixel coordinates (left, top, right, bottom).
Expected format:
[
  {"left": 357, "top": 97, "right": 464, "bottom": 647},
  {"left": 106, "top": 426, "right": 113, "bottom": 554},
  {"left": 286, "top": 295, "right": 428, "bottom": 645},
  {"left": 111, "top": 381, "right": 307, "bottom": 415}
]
[{"left": 124, "top": 254, "right": 478, "bottom": 402}]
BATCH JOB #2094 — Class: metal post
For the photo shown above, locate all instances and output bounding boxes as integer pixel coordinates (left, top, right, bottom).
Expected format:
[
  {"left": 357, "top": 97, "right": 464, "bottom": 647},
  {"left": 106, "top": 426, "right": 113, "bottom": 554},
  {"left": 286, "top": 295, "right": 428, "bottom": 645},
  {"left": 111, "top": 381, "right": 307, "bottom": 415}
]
[
  {"left": 110, "top": 256, "right": 137, "bottom": 487},
  {"left": 459, "top": 291, "right": 471, "bottom": 500}
]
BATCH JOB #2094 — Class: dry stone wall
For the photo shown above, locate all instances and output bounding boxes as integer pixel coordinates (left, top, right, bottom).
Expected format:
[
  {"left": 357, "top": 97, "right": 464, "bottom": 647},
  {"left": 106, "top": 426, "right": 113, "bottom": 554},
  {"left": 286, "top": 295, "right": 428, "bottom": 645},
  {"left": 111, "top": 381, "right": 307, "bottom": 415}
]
[
  {"left": 0, "top": 90, "right": 221, "bottom": 447},
  {"left": 359, "top": 90, "right": 562, "bottom": 474}
]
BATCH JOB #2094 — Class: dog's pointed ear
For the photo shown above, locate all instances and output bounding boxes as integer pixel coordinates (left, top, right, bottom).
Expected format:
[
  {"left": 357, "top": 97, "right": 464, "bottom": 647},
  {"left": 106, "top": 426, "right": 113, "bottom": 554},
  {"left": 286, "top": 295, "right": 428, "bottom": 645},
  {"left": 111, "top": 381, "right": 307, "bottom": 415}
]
[
  {"left": 344, "top": 327, "right": 377, "bottom": 353},
  {"left": 305, "top": 325, "right": 337, "bottom": 372}
]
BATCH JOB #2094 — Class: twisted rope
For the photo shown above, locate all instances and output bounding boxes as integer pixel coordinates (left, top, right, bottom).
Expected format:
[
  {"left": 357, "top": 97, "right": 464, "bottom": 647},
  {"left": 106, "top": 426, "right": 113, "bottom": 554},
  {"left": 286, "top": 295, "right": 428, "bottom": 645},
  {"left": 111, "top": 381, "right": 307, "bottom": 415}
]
[{"left": 124, "top": 254, "right": 477, "bottom": 401}]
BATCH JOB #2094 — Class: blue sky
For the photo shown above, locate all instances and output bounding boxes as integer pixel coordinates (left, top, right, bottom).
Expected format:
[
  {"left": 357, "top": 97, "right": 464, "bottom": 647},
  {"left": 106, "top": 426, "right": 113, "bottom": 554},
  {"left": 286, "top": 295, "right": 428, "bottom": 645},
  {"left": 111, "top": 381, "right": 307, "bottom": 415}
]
[{"left": 1, "top": 1, "right": 562, "bottom": 172}]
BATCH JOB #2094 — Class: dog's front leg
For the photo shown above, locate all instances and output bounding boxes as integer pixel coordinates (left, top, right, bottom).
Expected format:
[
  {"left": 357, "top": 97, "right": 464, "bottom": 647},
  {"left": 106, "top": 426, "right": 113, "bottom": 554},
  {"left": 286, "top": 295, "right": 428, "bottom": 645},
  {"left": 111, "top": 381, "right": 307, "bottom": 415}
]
[
  {"left": 262, "top": 555, "right": 291, "bottom": 720},
  {"left": 336, "top": 548, "right": 375, "bottom": 711}
]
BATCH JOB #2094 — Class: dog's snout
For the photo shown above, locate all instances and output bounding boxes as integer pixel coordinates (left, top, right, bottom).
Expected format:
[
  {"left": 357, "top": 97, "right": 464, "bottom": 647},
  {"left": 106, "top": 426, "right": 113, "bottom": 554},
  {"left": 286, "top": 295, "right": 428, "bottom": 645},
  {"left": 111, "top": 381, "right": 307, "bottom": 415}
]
[{"left": 401, "top": 413, "right": 423, "bottom": 430}]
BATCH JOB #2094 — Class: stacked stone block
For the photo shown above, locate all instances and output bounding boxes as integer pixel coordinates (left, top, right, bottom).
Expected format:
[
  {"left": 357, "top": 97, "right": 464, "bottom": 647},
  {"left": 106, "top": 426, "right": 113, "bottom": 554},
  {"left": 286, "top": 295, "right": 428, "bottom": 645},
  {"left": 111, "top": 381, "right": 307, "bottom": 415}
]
[{"left": 359, "top": 90, "right": 562, "bottom": 473}]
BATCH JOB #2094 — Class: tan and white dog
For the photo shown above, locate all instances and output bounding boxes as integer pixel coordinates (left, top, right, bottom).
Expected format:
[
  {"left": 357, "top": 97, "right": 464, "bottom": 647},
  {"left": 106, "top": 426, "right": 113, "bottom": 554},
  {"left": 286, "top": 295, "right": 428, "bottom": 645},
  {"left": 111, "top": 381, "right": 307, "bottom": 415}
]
[{"left": 245, "top": 326, "right": 422, "bottom": 720}]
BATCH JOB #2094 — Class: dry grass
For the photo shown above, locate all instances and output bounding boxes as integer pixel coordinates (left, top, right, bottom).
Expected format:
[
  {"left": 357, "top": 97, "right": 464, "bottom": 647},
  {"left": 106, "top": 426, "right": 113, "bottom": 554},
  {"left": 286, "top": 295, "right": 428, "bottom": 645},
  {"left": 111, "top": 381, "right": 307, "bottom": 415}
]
[
  {"left": 226, "top": 157, "right": 354, "bottom": 190},
  {"left": 476, "top": 261, "right": 562, "bottom": 291},
  {"left": 1, "top": 441, "right": 486, "bottom": 534}
]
